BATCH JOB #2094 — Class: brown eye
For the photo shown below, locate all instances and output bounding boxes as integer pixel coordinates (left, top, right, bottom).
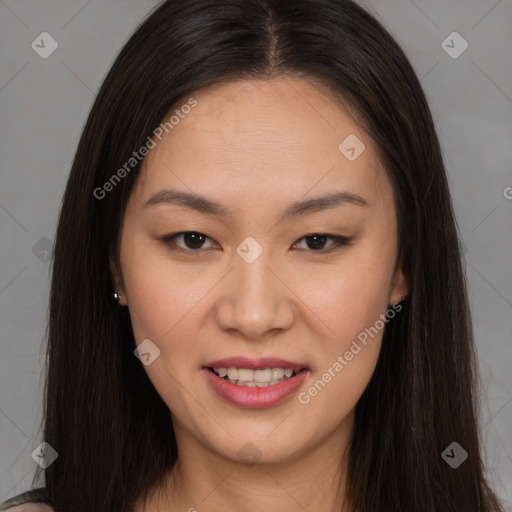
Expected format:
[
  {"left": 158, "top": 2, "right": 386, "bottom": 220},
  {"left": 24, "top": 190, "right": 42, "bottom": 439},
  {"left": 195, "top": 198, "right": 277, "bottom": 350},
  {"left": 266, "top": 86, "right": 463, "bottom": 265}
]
[
  {"left": 162, "top": 231, "right": 217, "bottom": 251},
  {"left": 181, "top": 232, "right": 206, "bottom": 249},
  {"left": 305, "top": 234, "right": 328, "bottom": 250},
  {"left": 292, "top": 234, "right": 352, "bottom": 253},
  {"left": 161, "top": 231, "right": 351, "bottom": 255}
]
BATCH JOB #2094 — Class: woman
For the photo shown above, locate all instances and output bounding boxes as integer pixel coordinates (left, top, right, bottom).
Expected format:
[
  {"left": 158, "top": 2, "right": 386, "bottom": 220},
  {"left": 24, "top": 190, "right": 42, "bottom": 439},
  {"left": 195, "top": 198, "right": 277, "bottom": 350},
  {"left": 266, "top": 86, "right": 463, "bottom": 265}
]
[{"left": 1, "top": 0, "right": 506, "bottom": 511}]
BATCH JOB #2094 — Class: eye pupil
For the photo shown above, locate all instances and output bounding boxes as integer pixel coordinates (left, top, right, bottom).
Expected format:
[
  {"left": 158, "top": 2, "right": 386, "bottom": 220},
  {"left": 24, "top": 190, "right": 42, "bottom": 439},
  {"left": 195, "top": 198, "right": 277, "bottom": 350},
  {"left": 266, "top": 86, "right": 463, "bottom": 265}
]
[
  {"left": 306, "top": 234, "right": 327, "bottom": 250},
  {"left": 184, "top": 232, "right": 205, "bottom": 249}
]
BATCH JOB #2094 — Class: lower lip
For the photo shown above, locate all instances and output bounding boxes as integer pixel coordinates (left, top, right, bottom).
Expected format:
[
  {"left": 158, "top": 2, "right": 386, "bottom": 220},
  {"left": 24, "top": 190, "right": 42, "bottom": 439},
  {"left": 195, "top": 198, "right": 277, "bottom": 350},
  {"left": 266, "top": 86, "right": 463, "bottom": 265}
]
[{"left": 203, "top": 368, "right": 309, "bottom": 408}]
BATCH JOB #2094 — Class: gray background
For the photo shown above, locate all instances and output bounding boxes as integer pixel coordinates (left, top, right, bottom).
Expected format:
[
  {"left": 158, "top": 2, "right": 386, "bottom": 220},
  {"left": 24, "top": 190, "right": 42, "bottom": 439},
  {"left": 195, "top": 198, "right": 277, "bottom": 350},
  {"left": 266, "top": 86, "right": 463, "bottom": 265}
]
[{"left": 0, "top": 0, "right": 511, "bottom": 507}]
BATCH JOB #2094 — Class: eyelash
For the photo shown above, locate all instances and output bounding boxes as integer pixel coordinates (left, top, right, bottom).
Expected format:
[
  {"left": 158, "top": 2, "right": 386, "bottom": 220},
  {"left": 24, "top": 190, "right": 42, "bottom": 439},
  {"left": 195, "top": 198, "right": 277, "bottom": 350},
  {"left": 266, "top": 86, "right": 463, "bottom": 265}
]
[{"left": 160, "top": 231, "right": 352, "bottom": 255}]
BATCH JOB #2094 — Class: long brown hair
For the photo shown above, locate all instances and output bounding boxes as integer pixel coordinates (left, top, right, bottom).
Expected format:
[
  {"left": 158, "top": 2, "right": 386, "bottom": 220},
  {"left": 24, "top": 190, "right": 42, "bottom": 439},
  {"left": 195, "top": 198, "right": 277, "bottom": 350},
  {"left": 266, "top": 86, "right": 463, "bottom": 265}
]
[{"left": 34, "top": 0, "right": 505, "bottom": 510}]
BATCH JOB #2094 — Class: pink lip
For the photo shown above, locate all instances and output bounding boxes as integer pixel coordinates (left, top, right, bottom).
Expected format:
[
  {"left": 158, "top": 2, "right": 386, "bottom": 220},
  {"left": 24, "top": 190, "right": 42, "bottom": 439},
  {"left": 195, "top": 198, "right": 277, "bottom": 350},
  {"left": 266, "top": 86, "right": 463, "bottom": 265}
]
[
  {"left": 204, "top": 356, "right": 308, "bottom": 373},
  {"left": 202, "top": 357, "right": 310, "bottom": 409}
]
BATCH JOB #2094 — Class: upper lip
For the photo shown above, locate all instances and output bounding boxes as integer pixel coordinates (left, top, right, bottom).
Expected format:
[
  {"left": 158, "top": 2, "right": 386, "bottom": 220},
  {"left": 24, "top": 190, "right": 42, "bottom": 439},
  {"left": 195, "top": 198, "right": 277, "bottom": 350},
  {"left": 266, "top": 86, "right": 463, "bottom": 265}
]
[{"left": 203, "top": 356, "right": 308, "bottom": 373}]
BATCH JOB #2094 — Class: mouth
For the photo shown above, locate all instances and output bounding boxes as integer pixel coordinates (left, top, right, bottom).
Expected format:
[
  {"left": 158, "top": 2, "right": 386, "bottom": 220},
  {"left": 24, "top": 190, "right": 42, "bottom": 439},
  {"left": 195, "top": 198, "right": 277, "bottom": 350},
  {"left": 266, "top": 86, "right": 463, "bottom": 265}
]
[
  {"left": 206, "top": 366, "right": 299, "bottom": 387},
  {"left": 202, "top": 357, "right": 310, "bottom": 408}
]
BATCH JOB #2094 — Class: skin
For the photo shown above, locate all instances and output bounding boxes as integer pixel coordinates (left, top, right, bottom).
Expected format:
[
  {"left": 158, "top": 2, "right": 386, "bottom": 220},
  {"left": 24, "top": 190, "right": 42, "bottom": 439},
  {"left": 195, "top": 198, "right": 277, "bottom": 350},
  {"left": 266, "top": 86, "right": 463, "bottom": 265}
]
[{"left": 111, "top": 76, "right": 408, "bottom": 512}]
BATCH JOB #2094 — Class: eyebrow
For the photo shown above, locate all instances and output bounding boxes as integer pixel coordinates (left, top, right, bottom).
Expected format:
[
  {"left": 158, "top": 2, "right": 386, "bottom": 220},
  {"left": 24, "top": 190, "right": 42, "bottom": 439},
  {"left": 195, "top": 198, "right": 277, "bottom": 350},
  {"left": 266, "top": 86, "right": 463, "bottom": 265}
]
[{"left": 143, "top": 188, "right": 368, "bottom": 221}]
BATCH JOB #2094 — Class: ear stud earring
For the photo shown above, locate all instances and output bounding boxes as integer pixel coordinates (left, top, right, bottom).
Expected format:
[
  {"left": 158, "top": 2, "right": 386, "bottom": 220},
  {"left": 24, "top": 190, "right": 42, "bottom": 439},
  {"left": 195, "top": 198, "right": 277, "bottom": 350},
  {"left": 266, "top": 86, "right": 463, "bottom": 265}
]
[{"left": 113, "top": 292, "right": 125, "bottom": 305}]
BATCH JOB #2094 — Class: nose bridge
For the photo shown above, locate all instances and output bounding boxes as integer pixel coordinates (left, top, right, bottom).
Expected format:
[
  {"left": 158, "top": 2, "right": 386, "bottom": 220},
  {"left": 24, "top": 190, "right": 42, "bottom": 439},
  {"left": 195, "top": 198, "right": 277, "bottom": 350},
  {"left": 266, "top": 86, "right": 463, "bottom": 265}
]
[
  {"left": 234, "top": 235, "right": 277, "bottom": 304},
  {"left": 215, "top": 241, "right": 294, "bottom": 339},
  {"left": 237, "top": 253, "right": 275, "bottom": 304}
]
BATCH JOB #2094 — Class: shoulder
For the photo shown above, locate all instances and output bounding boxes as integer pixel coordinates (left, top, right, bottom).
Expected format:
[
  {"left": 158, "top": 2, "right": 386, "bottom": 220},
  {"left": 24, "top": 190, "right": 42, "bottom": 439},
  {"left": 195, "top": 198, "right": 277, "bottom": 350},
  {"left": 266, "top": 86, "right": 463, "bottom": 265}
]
[
  {"left": 0, "top": 505, "right": 53, "bottom": 512},
  {"left": 0, "top": 489, "right": 53, "bottom": 512}
]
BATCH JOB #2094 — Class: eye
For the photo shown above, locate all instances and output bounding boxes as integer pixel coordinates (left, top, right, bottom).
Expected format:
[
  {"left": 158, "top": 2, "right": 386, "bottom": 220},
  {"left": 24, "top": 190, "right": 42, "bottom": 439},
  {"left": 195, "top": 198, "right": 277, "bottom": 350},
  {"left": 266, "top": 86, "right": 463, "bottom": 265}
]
[
  {"left": 161, "top": 231, "right": 218, "bottom": 252},
  {"left": 291, "top": 233, "right": 352, "bottom": 253},
  {"left": 161, "top": 231, "right": 351, "bottom": 254}
]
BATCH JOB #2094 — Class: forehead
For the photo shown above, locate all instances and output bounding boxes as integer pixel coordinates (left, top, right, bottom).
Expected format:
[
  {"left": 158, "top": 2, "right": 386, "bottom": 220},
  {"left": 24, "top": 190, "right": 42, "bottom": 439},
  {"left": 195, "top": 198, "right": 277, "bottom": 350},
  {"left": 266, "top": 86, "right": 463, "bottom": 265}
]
[{"left": 132, "top": 76, "right": 390, "bottom": 213}]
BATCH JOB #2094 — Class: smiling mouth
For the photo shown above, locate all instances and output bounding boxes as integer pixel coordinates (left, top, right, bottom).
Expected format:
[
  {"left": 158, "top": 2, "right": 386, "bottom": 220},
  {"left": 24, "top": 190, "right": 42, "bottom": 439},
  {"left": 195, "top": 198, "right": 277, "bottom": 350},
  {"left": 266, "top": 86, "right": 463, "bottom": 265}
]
[{"left": 207, "top": 367, "right": 302, "bottom": 387}]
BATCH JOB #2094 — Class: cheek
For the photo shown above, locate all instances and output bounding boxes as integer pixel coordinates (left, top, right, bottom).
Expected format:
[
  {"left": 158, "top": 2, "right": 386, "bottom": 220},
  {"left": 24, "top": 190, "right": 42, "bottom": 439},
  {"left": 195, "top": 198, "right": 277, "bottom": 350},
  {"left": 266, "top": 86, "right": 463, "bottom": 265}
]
[
  {"left": 120, "top": 238, "right": 206, "bottom": 359},
  {"left": 294, "top": 256, "right": 393, "bottom": 438},
  {"left": 120, "top": 244, "right": 210, "bottom": 418},
  {"left": 293, "top": 239, "right": 395, "bottom": 416},
  {"left": 297, "top": 245, "right": 396, "bottom": 348}
]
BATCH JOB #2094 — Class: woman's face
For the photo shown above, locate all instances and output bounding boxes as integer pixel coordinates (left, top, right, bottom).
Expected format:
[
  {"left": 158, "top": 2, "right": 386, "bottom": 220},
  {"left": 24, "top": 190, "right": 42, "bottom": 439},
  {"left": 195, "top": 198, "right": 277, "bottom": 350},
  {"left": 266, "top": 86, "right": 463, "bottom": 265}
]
[{"left": 112, "top": 76, "right": 407, "bottom": 466}]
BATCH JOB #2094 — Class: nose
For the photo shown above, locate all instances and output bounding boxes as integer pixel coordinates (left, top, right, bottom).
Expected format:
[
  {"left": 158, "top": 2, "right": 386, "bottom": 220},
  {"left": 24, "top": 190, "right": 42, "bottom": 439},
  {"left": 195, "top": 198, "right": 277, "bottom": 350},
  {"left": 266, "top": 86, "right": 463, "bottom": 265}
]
[{"left": 215, "top": 251, "right": 295, "bottom": 341}]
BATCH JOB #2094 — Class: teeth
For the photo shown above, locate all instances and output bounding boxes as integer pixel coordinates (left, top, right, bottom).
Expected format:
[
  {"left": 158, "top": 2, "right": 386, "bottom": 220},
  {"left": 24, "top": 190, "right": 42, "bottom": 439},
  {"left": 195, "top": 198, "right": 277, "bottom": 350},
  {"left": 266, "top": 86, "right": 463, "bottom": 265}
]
[
  {"left": 240, "top": 381, "right": 256, "bottom": 387},
  {"left": 270, "top": 368, "right": 284, "bottom": 380},
  {"left": 227, "top": 368, "right": 238, "bottom": 380},
  {"left": 238, "top": 368, "right": 254, "bottom": 382},
  {"left": 255, "top": 369, "right": 272, "bottom": 382},
  {"left": 212, "top": 367, "right": 297, "bottom": 386}
]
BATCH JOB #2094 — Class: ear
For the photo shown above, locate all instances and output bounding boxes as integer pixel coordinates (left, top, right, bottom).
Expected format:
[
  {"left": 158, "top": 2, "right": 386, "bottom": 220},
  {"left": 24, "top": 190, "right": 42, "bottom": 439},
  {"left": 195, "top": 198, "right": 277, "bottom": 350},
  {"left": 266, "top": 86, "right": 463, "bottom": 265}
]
[
  {"left": 109, "top": 247, "right": 127, "bottom": 305},
  {"left": 389, "top": 253, "right": 408, "bottom": 305}
]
